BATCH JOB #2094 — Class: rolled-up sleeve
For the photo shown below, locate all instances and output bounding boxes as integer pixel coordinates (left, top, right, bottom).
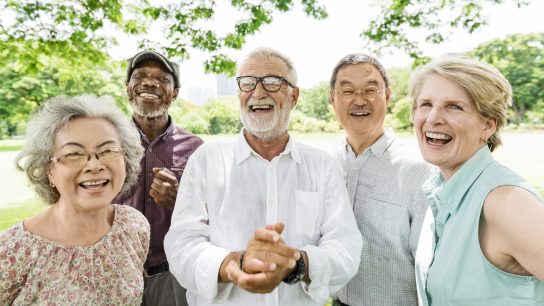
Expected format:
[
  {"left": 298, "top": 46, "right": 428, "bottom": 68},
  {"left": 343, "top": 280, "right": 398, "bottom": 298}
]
[
  {"left": 164, "top": 149, "right": 234, "bottom": 303},
  {"left": 300, "top": 160, "right": 362, "bottom": 301}
]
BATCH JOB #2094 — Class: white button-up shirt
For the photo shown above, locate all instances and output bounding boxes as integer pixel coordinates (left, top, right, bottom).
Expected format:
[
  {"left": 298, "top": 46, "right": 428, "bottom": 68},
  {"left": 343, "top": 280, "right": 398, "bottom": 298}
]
[{"left": 164, "top": 132, "right": 362, "bottom": 306}]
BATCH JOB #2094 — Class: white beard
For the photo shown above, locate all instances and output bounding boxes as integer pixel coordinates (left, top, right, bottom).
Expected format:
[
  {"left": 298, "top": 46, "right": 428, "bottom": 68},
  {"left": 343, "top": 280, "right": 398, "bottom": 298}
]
[
  {"left": 129, "top": 98, "right": 169, "bottom": 119},
  {"left": 240, "top": 96, "right": 293, "bottom": 142}
]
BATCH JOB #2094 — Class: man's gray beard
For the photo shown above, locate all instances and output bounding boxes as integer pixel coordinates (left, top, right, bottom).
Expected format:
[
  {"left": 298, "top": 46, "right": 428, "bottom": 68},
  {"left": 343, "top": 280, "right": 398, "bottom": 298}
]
[
  {"left": 129, "top": 99, "right": 169, "bottom": 119},
  {"left": 240, "top": 96, "right": 293, "bottom": 142}
]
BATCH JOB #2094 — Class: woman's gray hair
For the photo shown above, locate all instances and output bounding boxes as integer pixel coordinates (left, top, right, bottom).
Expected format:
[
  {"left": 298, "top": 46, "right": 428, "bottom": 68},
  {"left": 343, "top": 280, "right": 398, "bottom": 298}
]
[
  {"left": 237, "top": 47, "right": 298, "bottom": 86},
  {"left": 329, "top": 53, "right": 390, "bottom": 89},
  {"left": 15, "top": 95, "right": 144, "bottom": 204}
]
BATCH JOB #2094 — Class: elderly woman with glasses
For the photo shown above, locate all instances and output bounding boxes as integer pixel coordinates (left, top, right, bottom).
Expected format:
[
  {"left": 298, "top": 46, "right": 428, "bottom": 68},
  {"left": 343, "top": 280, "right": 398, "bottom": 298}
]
[
  {"left": 0, "top": 95, "right": 149, "bottom": 305},
  {"left": 411, "top": 57, "right": 544, "bottom": 305}
]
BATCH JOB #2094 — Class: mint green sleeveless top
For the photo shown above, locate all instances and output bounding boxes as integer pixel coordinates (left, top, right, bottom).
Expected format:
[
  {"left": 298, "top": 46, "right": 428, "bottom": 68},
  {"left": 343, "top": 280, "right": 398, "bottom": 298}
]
[{"left": 416, "top": 146, "right": 544, "bottom": 306}]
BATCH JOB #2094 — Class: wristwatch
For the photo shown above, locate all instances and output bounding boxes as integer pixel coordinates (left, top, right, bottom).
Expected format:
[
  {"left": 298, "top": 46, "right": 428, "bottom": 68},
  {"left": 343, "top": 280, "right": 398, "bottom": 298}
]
[{"left": 283, "top": 254, "right": 305, "bottom": 284}]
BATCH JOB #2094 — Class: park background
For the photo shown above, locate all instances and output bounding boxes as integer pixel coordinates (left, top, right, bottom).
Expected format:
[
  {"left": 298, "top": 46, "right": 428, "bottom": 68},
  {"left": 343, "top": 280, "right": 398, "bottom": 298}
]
[{"left": 0, "top": 0, "right": 543, "bottom": 230}]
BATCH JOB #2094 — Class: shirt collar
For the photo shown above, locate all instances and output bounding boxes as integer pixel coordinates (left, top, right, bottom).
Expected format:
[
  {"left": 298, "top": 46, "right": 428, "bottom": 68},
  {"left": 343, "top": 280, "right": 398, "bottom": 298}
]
[
  {"left": 343, "top": 127, "right": 396, "bottom": 158},
  {"left": 132, "top": 115, "right": 174, "bottom": 142},
  {"left": 234, "top": 129, "right": 300, "bottom": 164},
  {"left": 424, "top": 145, "right": 494, "bottom": 216}
]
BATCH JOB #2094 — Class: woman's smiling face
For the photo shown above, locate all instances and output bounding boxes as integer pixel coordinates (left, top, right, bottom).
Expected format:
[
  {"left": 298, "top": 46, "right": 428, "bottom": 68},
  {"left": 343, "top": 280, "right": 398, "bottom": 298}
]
[
  {"left": 413, "top": 73, "right": 496, "bottom": 180},
  {"left": 48, "top": 117, "right": 126, "bottom": 210}
]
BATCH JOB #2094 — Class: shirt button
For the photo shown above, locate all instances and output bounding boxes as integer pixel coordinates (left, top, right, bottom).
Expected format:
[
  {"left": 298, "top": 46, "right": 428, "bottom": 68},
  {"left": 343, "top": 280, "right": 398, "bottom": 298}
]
[
  {"left": 147, "top": 173, "right": 152, "bottom": 177},
  {"left": 148, "top": 148, "right": 152, "bottom": 153},
  {"left": 147, "top": 199, "right": 151, "bottom": 203}
]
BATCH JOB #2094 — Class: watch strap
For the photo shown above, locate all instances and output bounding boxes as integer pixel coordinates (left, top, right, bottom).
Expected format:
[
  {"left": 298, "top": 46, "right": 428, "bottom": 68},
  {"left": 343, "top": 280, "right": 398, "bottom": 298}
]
[{"left": 283, "top": 254, "right": 305, "bottom": 284}]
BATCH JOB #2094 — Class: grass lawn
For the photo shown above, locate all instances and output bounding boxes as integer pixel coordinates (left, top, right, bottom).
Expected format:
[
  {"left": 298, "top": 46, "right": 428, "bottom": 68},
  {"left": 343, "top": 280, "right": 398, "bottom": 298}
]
[
  {"left": 1, "top": 131, "right": 543, "bottom": 232},
  {"left": 0, "top": 139, "right": 23, "bottom": 152},
  {"left": 0, "top": 198, "right": 48, "bottom": 231}
]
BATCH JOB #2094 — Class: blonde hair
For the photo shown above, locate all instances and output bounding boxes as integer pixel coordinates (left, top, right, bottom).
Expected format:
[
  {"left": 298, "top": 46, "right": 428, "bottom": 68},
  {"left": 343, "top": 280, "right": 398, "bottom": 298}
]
[{"left": 409, "top": 56, "right": 512, "bottom": 151}]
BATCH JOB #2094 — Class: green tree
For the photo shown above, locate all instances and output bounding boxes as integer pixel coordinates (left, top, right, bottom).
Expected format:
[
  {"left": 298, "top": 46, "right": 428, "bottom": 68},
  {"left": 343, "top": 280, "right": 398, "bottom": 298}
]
[
  {"left": 297, "top": 82, "right": 334, "bottom": 121},
  {"left": 0, "top": 38, "right": 126, "bottom": 138},
  {"left": 1, "top": 0, "right": 327, "bottom": 75},
  {"left": 469, "top": 32, "right": 544, "bottom": 123},
  {"left": 203, "top": 97, "right": 242, "bottom": 134},
  {"left": 364, "top": 0, "right": 531, "bottom": 65},
  {"left": 289, "top": 110, "right": 326, "bottom": 133},
  {"left": 387, "top": 67, "right": 412, "bottom": 105},
  {"left": 2, "top": 0, "right": 529, "bottom": 72},
  {"left": 385, "top": 96, "right": 414, "bottom": 131},
  {"left": 170, "top": 100, "right": 210, "bottom": 134}
]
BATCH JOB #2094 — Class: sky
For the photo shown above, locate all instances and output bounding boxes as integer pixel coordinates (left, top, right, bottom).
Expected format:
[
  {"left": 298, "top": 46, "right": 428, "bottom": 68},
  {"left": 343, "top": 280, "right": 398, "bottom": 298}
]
[{"left": 108, "top": 0, "right": 544, "bottom": 98}]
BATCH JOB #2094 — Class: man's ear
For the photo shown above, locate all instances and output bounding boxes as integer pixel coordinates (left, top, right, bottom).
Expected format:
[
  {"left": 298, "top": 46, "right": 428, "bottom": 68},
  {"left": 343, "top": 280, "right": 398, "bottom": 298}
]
[
  {"left": 329, "top": 90, "right": 335, "bottom": 105},
  {"left": 385, "top": 87, "right": 392, "bottom": 107},
  {"left": 289, "top": 87, "right": 300, "bottom": 108},
  {"left": 172, "top": 88, "right": 179, "bottom": 101}
]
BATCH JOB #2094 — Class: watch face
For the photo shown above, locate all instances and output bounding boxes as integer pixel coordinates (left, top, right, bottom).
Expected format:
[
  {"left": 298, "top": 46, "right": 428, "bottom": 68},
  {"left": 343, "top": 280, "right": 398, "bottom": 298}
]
[{"left": 283, "top": 255, "right": 305, "bottom": 284}]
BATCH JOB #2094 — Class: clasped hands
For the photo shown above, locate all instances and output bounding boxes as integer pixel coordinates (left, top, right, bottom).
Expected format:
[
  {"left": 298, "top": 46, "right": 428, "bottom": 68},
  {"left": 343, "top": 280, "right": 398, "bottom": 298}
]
[{"left": 220, "top": 222, "right": 301, "bottom": 293}]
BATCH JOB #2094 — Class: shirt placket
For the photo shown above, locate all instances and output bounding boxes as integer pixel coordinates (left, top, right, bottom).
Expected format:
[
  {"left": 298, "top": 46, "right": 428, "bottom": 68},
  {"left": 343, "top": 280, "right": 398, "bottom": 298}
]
[
  {"left": 144, "top": 141, "right": 156, "bottom": 212},
  {"left": 265, "top": 155, "right": 281, "bottom": 306},
  {"left": 346, "top": 151, "right": 370, "bottom": 205}
]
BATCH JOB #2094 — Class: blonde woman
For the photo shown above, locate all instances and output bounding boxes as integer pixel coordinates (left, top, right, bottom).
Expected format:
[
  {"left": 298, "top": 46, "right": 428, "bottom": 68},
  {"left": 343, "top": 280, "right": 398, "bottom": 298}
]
[{"left": 410, "top": 57, "right": 544, "bottom": 305}]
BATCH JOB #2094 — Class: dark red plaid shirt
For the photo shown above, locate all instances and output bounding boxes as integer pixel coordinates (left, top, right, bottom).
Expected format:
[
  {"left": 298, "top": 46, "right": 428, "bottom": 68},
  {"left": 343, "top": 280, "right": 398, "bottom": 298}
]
[{"left": 115, "top": 117, "right": 203, "bottom": 269}]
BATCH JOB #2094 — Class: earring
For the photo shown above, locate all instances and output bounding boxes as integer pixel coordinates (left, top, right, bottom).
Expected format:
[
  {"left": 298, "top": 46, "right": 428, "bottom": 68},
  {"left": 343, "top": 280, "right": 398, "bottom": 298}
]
[{"left": 49, "top": 182, "right": 55, "bottom": 188}]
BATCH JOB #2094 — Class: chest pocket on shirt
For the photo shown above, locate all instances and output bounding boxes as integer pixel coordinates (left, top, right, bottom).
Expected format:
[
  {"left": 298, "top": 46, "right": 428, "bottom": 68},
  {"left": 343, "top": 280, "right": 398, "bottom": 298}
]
[{"left": 295, "top": 190, "right": 324, "bottom": 244}]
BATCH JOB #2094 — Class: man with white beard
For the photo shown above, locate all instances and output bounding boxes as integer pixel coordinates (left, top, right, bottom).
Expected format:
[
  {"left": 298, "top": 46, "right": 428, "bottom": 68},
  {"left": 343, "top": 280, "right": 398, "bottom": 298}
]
[
  {"left": 117, "top": 50, "right": 203, "bottom": 306},
  {"left": 164, "top": 47, "right": 362, "bottom": 306}
]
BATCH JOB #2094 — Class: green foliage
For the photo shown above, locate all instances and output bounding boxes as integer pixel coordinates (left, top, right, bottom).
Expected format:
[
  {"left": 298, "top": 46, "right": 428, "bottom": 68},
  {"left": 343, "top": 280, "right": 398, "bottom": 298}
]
[
  {"left": 0, "top": 38, "right": 127, "bottom": 138},
  {"left": 297, "top": 82, "right": 335, "bottom": 121},
  {"left": 203, "top": 97, "right": 242, "bottom": 134},
  {"left": 387, "top": 67, "right": 412, "bottom": 105},
  {"left": 386, "top": 66, "right": 413, "bottom": 128},
  {"left": 363, "top": 0, "right": 530, "bottom": 65},
  {"left": 2, "top": 0, "right": 534, "bottom": 73},
  {"left": 1, "top": 0, "right": 327, "bottom": 75},
  {"left": 469, "top": 32, "right": 544, "bottom": 124},
  {"left": 386, "top": 96, "right": 414, "bottom": 131},
  {"left": 170, "top": 100, "right": 211, "bottom": 134},
  {"left": 289, "top": 110, "right": 326, "bottom": 133}
]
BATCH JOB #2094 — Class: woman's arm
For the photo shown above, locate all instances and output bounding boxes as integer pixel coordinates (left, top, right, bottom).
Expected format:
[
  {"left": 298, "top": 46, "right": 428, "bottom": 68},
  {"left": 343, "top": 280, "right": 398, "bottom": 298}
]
[{"left": 480, "top": 185, "right": 544, "bottom": 280}]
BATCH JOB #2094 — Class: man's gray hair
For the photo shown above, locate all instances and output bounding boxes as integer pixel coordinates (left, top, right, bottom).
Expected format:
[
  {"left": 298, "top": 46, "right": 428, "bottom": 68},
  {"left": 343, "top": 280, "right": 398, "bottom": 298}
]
[
  {"left": 15, "top": 95, "right": 144, "bottom": 204},
  {"left": 237, "top": 47, "right": 298, "bottom": 86},
  {"left": 329, "top": 53, "right": 390, "bottom": 89}
]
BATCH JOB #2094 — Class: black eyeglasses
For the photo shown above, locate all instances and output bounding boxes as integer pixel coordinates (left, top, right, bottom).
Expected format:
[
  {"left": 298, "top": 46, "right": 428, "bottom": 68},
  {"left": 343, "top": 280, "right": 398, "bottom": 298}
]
[{"left": 236, "top": 76, "right": 294, "bottom": 92}]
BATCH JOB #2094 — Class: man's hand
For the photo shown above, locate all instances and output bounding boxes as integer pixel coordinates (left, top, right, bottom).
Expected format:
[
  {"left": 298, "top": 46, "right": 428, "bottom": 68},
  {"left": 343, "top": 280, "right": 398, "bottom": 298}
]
[
  {"left": 150, "top": 167, "right": 179, "bottom": 208},
  {"left": 243, "top": 223, "right": 298, "bottom": 274},
  {"left": 225, "top": 259, "right": 283, "bottom": 293},
  {"left": 228, "top": 223, "right": 301, "bottom": 293}
]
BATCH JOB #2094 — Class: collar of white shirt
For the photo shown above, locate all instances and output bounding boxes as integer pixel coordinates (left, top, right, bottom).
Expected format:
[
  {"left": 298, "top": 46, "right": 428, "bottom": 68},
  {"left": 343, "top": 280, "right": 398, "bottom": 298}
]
[{"left": 234, "top": 129, "right": 302, "bottom": 164}]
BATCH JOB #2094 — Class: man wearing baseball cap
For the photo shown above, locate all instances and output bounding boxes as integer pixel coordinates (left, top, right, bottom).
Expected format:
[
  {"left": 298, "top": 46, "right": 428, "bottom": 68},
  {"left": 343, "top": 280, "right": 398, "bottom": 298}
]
[{"left": 117, "top": 50, "right": 203, "bottom": 305}]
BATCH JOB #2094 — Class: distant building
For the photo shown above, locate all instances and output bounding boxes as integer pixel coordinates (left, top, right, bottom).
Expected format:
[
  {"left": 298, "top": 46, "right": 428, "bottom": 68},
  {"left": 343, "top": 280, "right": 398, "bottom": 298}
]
[
  {"left": 186, "top": 86, "right": 215, "bottom": 105},
  {"left": 216, "top": 74, "right": 237, "bottom": 97}
]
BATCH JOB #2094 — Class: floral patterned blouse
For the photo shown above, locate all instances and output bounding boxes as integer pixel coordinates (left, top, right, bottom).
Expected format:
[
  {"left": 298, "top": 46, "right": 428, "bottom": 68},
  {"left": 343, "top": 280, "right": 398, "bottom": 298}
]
[{"left": 0, "top": 204, "right": 150, "bottom": 305}]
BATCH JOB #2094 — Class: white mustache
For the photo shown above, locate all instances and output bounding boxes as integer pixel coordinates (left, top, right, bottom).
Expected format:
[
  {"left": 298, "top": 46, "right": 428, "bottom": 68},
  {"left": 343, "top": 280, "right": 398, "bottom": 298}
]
[{"left": 247, "top": 97, "right": 276, "bottom": 107}]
